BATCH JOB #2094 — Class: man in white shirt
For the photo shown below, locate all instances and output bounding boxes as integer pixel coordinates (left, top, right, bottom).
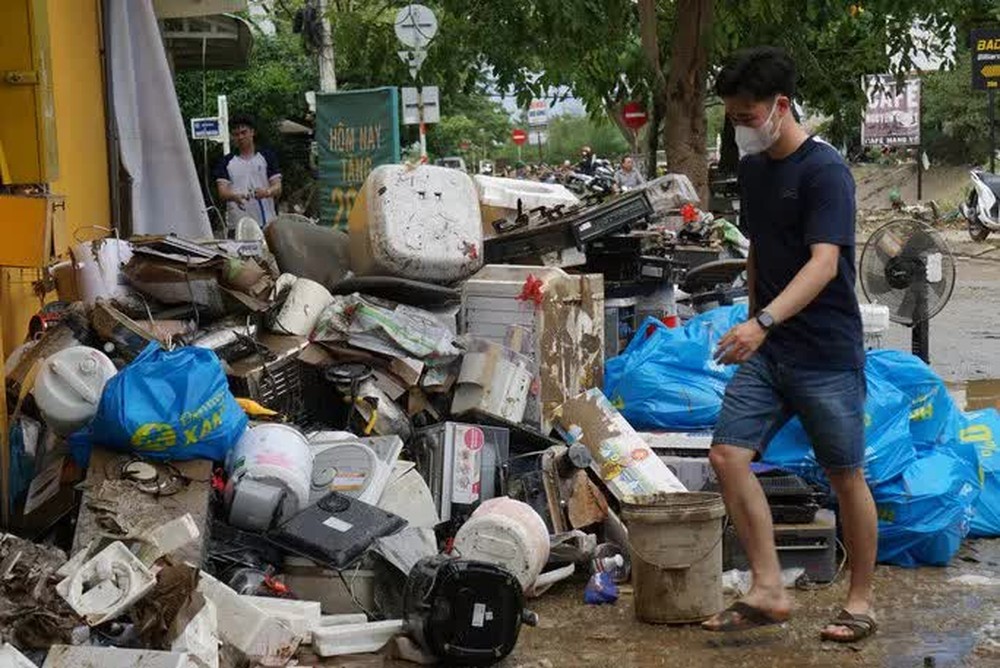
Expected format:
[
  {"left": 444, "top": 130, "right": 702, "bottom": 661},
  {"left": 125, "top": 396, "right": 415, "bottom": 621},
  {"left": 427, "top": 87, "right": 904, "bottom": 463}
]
[
  {"left": 614, "top": 155, "right": 645, "bottom": 191},
  {"left": 213, "top": 116, "right": 282, "bottom": 230}
]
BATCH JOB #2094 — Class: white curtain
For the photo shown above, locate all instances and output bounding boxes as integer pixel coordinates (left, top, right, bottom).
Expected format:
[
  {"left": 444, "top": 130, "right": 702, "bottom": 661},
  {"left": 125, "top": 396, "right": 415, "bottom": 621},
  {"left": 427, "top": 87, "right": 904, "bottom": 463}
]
[{"left": 109, "top": 0, "right": 211, "bottom": 238}]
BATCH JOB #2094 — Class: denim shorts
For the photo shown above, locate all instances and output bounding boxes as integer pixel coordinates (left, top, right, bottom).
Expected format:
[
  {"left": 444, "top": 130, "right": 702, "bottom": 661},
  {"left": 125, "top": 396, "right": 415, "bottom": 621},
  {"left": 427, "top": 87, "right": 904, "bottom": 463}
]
[{"left": 712, "top": 354, "right": 866, "bottom": 470}]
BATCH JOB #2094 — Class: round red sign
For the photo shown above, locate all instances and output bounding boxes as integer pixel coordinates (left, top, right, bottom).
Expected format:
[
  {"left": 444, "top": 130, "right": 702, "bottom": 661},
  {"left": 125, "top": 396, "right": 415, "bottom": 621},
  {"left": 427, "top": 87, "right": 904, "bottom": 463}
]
[
  {"left": 511, "top": 128, "right": 528, "bottom": 145},
  {"left": 622, "top": 102, "right": 648, "bottom": 131}
]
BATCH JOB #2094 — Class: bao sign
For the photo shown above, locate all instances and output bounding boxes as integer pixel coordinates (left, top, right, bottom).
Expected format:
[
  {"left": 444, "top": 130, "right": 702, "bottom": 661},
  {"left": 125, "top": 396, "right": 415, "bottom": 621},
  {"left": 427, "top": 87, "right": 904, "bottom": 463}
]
[
  {"left": 861, "top": 75, "right": 921, "bottom": 147},
  {"left": 972, "top": 28, "right": 1000, "bottom": 90},
  {"left": 316, "top": 87, "right": 401, "bottom": 229},
  {"left": 511, "top": 128, "right": 528, "bottom": 146}
]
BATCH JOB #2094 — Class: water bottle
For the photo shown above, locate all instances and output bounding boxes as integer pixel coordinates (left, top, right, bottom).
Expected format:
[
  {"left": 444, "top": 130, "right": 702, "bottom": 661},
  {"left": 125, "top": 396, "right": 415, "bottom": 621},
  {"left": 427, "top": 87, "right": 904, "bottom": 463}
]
[{"left": 591, "top": 543, "right": 630, "bottom": 583}]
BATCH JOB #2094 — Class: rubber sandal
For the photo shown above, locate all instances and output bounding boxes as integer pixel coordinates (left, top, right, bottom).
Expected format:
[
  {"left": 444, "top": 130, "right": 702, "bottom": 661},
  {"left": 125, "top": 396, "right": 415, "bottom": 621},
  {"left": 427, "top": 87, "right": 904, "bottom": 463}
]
[
  {"left": 820, "top": 609, "right": 878, "bottom": 643},
  {"left": 702, "top": 601, "right": 790, "bottom": 632}
]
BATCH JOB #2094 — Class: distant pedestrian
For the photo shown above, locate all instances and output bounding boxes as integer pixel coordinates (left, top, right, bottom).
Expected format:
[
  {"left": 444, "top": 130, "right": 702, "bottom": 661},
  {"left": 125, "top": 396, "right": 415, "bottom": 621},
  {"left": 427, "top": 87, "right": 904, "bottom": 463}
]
[
  {"left": 213, "top": 115, "right": 282, "bottom": 230},
  {"left": 614, "top": 156, "right": 645, "bottom": 190}
]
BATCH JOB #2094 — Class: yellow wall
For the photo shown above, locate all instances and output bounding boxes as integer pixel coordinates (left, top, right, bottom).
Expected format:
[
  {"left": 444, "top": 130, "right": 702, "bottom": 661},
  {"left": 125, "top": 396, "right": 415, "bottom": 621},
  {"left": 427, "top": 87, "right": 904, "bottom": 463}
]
[{"left": 2, "top": 0, "right": 110, "bottom": 352}]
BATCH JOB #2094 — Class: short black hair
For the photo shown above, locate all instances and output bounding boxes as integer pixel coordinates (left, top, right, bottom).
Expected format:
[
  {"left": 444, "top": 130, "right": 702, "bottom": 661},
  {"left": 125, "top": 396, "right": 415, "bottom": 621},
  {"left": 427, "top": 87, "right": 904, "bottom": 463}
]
[
  {"left": 714, "top": 46, "right": 797, "bottom": 101},
  {"left": 230, "top": 115, "right": 256, "bottom": 131}
]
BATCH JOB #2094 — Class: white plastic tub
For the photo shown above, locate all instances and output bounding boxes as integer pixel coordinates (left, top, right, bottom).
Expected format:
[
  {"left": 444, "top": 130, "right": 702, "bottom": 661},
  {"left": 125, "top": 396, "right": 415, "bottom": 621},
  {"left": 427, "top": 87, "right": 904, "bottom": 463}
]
[{"left": 348, "top": 164, "right": 483, "bottom": 283}]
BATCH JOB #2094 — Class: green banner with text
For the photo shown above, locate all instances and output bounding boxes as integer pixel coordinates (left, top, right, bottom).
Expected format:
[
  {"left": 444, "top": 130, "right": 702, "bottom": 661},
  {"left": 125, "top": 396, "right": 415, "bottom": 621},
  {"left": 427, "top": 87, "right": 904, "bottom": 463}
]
[{"left": 316, "top": 87, "right": 400, "bottom": 228}]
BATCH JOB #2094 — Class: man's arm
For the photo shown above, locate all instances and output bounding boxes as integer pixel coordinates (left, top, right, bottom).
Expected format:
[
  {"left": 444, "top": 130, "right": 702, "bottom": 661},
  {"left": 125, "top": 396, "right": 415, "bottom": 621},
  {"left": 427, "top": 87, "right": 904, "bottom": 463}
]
[
  {"left": 761, "top": 243, "right": 839, "bottom": 325},
  {"left": 717, "top": 243, "right": 838, "bottom": 364},
  {"left": 216, "top": 180, "right": 242, "bottom": 203}
]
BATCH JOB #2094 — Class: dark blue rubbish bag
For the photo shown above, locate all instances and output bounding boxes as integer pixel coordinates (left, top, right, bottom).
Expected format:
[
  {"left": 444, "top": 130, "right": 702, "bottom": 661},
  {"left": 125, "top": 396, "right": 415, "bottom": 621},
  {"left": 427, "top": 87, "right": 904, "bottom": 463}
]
[
  {"left": 873, "top": 451, "right": 978, "bottom": 567},
  {"left": 866, "top": 350, "right": 961, "bottom": 451},
  {"left": 946, "top": 409, "right": 1000, "bottom": 538},
  {"left": 761, "top": 356, "right": 916, "bottom": 489},
  {"left": 603, "top": 305, "right": 746, "bottom": 431},
  {"left": 71, "top": 342, "right": 247, "bottom": 465}
]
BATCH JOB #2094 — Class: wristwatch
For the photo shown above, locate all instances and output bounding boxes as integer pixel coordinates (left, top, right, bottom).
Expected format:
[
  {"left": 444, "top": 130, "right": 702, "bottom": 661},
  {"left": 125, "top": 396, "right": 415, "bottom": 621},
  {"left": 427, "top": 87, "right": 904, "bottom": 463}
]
[{"left": 755, "top": 310, "right": 776, "bottom": 331}]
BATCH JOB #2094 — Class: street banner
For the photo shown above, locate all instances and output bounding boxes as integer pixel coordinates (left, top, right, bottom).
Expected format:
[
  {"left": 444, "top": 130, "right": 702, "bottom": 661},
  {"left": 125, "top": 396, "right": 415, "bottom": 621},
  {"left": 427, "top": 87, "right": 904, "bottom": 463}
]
[
  {"left": 861, "top": 75, "right": 921, "bottom": 147},
  {"left": 316, "top": 87, "right": 401, "bottom": 228}
]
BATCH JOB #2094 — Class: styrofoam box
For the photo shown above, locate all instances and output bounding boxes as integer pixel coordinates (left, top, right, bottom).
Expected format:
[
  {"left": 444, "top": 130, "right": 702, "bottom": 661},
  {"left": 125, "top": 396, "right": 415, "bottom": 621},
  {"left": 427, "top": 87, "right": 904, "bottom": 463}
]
[
  {"left": 1, "top": 643, "right": 36, "bottom": 668},
  {"left": 42, "top": 645, "right": 188, "bottom": 668},
  {"left": 474, "top": 174, "right": 579, "bottom": 237},
  {"left": 349, "top": 164, "right": 484, "bottom": 283}
]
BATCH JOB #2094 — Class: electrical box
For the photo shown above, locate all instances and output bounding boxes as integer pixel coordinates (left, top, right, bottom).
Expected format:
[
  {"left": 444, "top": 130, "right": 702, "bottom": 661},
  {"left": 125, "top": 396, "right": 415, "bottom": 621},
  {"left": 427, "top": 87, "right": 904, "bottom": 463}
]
[
  {"left": 0, "top": 194, "right": 62, "bottom": 267},
  {"left": 0, "top": 0, "right": 58, "bottom": 184}
]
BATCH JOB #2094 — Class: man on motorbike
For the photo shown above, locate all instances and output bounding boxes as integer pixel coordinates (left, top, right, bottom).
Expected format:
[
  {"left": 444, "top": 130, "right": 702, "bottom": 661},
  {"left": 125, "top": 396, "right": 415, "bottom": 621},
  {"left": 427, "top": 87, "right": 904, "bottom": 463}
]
[{"left": 577, "top": 146, "right": 597, "bottom": 175}]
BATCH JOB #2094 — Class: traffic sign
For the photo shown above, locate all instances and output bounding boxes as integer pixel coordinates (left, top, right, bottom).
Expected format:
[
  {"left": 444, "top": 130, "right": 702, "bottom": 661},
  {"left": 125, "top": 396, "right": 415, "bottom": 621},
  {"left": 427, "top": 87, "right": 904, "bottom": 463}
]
[
  {"left": 460, "top": 140, "right": 471, "bottom": 150},
  {"left": 190, "top": 117, "right": 221, "bottom": 139},
  {"left": 511, "top": 129, "right": 528, "bottom": 145},
  {"left": 527, "top": 100, "right": 548, "bottom": 127},
  {"left": 622, "top": 102, "right": 648, "bottom": 130},
  {"left": 972, "top": 28, "right": 1000, "bottom": 90},
  {"left": 401, "top": 86, "right": 440, "bottom": 125},
  {"left": 394, "top": 4, "right": 438, "bottom": 49}
]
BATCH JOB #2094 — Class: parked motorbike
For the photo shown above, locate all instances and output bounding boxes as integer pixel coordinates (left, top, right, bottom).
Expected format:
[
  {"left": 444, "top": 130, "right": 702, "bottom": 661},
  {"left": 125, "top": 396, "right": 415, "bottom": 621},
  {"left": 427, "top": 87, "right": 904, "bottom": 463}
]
[{"left": 961, "top": 169, "right": 1000, "bottom": 241}]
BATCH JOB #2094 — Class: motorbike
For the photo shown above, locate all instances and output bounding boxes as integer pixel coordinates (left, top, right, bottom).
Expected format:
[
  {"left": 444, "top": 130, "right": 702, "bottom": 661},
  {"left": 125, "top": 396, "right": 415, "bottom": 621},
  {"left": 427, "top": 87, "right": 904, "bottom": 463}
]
[
  {"left": 564, "top": 159, "right": 616, "bottom": 198},
  {"left": 961, "top": 169, "right": 1000, "bottom": 241}
]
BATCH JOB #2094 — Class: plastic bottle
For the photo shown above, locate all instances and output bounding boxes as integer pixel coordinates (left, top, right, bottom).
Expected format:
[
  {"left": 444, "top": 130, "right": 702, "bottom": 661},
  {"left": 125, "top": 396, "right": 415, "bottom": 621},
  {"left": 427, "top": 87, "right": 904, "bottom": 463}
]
[{"left": 592, "top": 543, "right": 630, "bottom": 583}]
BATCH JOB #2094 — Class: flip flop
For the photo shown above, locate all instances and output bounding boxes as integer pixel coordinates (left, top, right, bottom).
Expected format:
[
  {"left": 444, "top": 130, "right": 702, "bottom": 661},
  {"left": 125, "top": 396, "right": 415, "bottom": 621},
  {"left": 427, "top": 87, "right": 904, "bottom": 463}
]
[
  {"left": 820, "top": 609, "right": 878, "bottom": 643},
  {"left": 702, "top": 601, "right": 790, "bottom": 632}
]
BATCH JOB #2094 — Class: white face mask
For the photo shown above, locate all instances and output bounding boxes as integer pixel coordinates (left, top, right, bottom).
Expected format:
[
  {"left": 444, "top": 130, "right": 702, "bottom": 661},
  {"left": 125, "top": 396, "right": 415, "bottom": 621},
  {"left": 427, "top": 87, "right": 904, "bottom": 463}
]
[{"left": 735, "top": 100, "right": 784, "bottom": 156}]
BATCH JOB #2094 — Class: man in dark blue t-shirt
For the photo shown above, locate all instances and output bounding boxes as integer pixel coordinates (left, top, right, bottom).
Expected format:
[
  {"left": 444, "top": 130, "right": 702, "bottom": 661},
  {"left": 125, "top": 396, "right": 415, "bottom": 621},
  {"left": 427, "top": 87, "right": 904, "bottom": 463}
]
[{"left": 702, "top": 47, "right": 877, "bottom": 645}]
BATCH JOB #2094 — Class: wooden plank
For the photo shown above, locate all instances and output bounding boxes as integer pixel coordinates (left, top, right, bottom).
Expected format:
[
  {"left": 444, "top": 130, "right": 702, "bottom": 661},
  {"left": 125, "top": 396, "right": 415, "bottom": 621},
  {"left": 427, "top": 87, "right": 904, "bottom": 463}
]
[{"left": 72, "top": 448, "right": 212, "bottom": 565}]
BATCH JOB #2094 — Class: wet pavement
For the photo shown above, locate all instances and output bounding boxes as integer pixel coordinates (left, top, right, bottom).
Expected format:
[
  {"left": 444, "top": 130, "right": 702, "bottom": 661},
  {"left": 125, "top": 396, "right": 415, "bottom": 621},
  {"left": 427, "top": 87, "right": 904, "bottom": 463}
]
[
  {"left": 505, "top": 251, "right": 1000, "bottom": 667},
  {"left": 508, "top": 539, "right": 1000, "bottom": 668}
]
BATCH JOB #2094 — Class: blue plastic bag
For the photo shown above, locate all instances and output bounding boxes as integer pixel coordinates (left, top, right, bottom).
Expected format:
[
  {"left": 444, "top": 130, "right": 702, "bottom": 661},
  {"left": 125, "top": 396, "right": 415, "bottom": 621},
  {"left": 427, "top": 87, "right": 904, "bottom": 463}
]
[
  {"left": 866, "top": 350, "right": 961, "bottom": 451},
  {"left": 873, "top": 451, "right": 978, "bottom": 567},
  {"left": 71, "top": 342, "right": 247, "bottom": 465},
  {"left": 583, "top": 571, "right": 619, "bottom": 605},
  {"left": 603, "top": 305, "right": 747, "bottom": 431},
  {"left": 762, "top": 356, "right": 916, "bottom": 489},
  {"left": 945, "top": 409, "right": 1000, "bottom": 537}
]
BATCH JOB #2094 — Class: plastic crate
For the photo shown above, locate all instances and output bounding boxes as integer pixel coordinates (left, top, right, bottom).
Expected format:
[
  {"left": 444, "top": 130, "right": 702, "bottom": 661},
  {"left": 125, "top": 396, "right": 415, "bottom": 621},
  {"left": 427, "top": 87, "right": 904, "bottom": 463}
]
[{"left": 723, "top": 509, "right": 838, "bottom": 583}]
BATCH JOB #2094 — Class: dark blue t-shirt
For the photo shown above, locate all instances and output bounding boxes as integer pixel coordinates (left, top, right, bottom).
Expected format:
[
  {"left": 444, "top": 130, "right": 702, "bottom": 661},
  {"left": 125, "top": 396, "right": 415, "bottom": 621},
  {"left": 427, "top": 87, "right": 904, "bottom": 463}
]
[{"left": 740, "top": 137, "right": 864, "bottom": 370}]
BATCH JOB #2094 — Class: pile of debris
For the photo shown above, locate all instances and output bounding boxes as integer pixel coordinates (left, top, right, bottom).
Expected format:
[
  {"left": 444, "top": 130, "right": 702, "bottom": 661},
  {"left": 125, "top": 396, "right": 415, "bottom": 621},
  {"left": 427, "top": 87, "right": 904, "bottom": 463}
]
[{"left": 1, "top": 163, "right": 736, "bottom": 666}]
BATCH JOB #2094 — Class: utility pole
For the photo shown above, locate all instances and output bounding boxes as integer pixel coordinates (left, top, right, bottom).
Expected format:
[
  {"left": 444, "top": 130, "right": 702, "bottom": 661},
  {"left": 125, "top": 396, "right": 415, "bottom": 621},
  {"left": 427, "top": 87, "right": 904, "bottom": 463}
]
[{"left": 318, "top": 0, "right": 337, "bottom": 92}]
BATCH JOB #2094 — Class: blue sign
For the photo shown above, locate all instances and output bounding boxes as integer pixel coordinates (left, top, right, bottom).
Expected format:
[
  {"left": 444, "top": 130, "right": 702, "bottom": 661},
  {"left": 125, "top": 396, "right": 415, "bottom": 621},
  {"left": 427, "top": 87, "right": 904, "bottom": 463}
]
[{"left": 191, "top": 117, "right": 222, "bottom": 139}]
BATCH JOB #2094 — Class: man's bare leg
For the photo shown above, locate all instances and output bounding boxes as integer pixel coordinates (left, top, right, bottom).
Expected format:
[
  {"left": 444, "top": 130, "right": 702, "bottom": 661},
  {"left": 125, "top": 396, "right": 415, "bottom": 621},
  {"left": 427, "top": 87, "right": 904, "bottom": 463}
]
[
  {"left": 822, "top": 467, "right": 877, "bottom": 639},
  {"left": 703, "top": 444, "right": 792, "bottom": 629}
]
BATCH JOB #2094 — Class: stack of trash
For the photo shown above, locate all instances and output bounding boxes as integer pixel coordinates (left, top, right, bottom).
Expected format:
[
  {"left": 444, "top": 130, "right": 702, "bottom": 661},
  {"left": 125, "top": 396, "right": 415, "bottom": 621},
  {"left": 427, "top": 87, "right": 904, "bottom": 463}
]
[{"left": 2, "top": 162, "right": 719, "bottom": 665}]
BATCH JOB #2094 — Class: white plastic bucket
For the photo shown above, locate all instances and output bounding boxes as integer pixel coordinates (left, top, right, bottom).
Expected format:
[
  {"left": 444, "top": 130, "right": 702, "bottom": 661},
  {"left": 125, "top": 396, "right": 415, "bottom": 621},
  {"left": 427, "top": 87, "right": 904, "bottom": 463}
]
[
  {"left": 272, "top": 277, "right": 334, "bottom": 336},
  {"left": 226, "top": 424, "right": 313, "bottom": 523},
  {"left": 70, "top": 238, "right": 133, "bottom": 305},
  {"left": 32, "top": 346, "right": 118, "bottom": 436}
]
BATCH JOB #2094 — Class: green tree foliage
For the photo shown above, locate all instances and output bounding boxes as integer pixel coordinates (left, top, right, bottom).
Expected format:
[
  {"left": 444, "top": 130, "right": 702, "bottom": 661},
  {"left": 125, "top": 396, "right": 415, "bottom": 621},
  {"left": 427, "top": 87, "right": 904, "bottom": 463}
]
[
  {"left": 923, "top": 50, "right": 992, "bottom": 166},
  {"left": 174, "top": 14, "right": 318, "bottom": 214}
]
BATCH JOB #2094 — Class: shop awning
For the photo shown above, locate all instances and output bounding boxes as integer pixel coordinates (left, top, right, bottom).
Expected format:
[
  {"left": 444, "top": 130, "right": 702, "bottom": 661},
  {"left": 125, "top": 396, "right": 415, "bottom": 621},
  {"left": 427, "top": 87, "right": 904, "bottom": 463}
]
[{"left": 160, "top": 13, "right": 253, "bottom": 70}]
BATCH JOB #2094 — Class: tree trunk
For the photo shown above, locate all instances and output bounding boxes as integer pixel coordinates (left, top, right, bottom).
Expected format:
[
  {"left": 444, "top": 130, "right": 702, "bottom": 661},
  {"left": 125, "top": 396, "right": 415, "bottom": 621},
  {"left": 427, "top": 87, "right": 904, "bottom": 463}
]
[
  {"left": 637, "top": 0, "right": 668, "bottom": 181},
  {"left": 719, "top": 115, "right": 739, "bottom": 176},
  {"left": 646, "top": 97, "right": 664, "bottom": 179},
  {"left": 662, "top": 0, "right": 713, "bottom": 204}
]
